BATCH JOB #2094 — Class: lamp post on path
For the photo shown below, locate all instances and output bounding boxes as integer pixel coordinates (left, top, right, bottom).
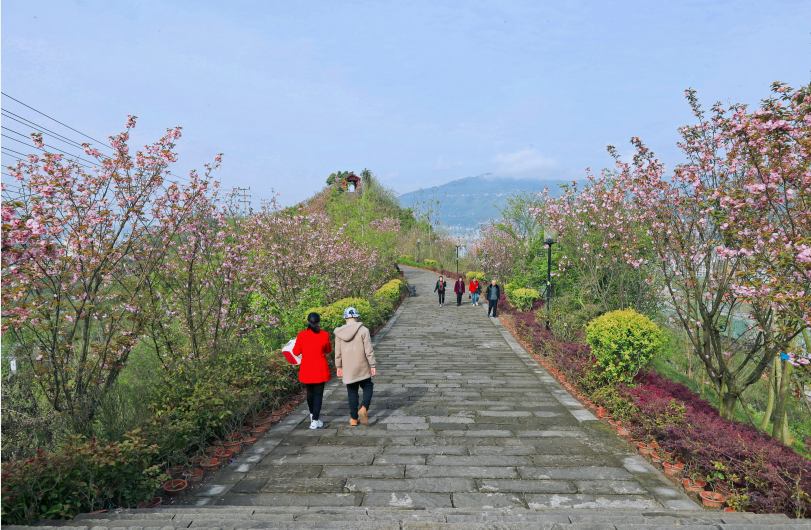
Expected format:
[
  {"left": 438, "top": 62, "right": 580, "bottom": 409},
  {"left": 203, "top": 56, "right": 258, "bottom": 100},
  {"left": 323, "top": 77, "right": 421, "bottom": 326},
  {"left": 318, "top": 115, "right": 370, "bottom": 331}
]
[
  {"left": 455, "top": 244, "right": 464, "bottom": 275},
  {"left": 417, "top": 239, "right": 421, "bottom": 264},
  {"left": 543, "top": 227, "right": 557, "bottom": 331}
]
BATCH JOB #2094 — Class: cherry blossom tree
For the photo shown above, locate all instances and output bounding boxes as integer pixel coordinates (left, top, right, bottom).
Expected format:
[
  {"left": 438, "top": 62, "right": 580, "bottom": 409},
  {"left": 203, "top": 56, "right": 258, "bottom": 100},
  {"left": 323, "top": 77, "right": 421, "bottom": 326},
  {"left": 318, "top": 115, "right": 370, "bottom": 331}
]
[{"left": 1, "top": 119, "right": 216, "bottom": 426}]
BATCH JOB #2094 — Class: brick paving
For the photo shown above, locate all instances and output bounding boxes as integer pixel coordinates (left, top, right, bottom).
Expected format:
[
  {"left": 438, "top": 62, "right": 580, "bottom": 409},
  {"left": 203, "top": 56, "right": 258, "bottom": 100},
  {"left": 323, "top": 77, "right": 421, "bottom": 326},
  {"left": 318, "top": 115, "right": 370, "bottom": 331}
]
[{"left": 187, "top": 267, "right": 699, "bottom": 511}]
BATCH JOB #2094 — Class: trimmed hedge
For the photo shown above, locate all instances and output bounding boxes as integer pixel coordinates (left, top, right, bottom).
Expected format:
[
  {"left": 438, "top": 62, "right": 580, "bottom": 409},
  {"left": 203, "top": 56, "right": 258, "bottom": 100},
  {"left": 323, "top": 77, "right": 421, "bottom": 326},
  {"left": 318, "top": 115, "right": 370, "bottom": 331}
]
[
  {"left": 466, "top": 271, "right": 486, "bottom": 282},
  {"left": 424, "top": 259, "right": 438, "bottom": 267},
  {"left": 586, "top": 309, "right": 664, "bottom": 383},
  {"left": 508, "top": 288, "right": 541, "bottom": 312}
]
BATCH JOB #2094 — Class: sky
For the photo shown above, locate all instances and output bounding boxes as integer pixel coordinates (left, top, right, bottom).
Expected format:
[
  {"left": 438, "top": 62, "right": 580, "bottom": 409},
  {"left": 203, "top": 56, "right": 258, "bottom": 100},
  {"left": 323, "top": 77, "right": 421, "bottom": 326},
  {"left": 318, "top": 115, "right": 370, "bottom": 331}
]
[{"left": 2, "top": 0, "right": 810, "bottom": 206}]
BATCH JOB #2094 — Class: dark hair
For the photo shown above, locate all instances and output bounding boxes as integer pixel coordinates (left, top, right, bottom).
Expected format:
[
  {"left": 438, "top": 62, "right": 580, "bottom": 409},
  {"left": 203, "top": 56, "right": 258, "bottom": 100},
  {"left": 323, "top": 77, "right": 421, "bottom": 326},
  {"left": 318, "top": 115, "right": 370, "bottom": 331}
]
[{"left": 307, "top": 312, "right": 321, "bottom": 333}]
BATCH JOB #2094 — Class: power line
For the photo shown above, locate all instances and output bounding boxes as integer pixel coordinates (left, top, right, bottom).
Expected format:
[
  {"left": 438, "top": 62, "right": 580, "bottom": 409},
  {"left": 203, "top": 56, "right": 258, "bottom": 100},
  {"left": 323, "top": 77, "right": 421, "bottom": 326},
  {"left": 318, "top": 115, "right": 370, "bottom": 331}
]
[
  {"left": 1, "top": 141, "right": 94, "bottom": 170},
  {"left": 2, "top": 129, "right": 99, "bottom": 166},
  {"left": 1, "top": 109, "right": 111, "bottom": 153},
  {"left": 1, "top": 92, "right": 109, "bottom": 147}
]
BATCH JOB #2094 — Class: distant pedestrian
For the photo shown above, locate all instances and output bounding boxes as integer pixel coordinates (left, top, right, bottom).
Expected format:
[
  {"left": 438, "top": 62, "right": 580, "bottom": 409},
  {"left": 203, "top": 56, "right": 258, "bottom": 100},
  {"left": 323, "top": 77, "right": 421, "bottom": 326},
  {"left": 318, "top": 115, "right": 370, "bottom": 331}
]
[
  {"left": 469, "top": 277, "right": 481, "bottom": 306},
  {"left": 485, "top": 279, "right": 501, "bottom": 318},
  {"left": 434, "top": 276, "right": 447, "bottom": 307},
  {"left": 335, "top": 307, "right": 377, "bottom": 426},
  {"left": 293, "top": 312, "right": 332, "bottom": 429},
  {"left": 454, "top": 276, "right": 465, "bottom": 306}
]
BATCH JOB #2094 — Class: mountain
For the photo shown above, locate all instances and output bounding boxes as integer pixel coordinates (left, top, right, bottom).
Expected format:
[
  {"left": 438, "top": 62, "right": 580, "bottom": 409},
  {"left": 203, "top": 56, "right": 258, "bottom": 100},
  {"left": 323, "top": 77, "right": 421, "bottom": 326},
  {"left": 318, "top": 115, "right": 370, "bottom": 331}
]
[{"left": 399, "top": 174, "right": 572, "bottom": 235}]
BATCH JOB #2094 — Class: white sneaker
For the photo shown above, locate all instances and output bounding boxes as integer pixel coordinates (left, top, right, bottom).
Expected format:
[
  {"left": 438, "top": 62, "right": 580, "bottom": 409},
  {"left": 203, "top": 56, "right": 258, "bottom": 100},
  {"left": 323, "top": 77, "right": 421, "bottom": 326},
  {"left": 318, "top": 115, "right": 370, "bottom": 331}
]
[
  {"left": 310, "top": 420, "right": 321, "bottom": 429},
  {"left": 310, "top": 413, "right": 313, "bottom": 422},
  {"left": 316, "top": 419, "right": 323, "bottom": 428}
]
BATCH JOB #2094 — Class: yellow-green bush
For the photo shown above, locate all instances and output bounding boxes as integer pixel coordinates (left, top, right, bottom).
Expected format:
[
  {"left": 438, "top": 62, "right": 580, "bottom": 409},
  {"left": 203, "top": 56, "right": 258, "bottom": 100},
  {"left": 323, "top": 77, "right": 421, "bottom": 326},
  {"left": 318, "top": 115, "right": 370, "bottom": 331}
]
[
  {"left": 504, "top": 281, "right": 521, "bottom": 300},
  {"left": 424, "top": 259, "right": 438, "bottom": 268},
  {"left": 307, "top": 297, "right": 373, "bottom": 333},
  {"left": 399, "top": 254, "right": 414, "bottom": 261},
  {"left": 586, "top": 309, "right": 664, "bottom": 383},
  {"left": 376, "top": 279, "right": 403, "bottom": 302},
  {"left": 465, "top": 271, "right": 486, "bottom": 282},
  {"left": 508, "top": 288, "right": 541, "bottom": 312}
]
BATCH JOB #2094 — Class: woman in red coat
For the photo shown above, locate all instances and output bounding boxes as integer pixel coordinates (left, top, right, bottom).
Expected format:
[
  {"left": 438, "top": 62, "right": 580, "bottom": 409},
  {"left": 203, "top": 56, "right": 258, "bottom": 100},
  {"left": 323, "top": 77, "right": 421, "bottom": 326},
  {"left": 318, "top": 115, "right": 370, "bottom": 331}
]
[{"left": 293, "top": 312, "right": 332, "bottom": 429}]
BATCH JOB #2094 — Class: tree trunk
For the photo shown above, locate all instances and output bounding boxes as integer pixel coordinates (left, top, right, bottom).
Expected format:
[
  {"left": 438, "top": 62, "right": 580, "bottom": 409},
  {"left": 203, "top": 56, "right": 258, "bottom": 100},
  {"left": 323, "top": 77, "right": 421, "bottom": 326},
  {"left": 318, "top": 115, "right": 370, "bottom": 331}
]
[
  {"left": 721, "top": 391, "right": 738, "bottom": 421},
  {"left": 759, "top": 356, "right": 777, "bottom": 431},
  {"left": 772, "top": 358, "right": 793, "bottom": 445}
]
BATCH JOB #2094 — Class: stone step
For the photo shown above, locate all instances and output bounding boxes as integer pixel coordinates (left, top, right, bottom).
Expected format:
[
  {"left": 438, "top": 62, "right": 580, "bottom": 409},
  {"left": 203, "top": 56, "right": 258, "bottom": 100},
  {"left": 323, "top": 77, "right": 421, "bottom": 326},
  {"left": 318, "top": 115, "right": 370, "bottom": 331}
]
[{"left": 18, "top": 506, "right": 807, "bottom": 529}]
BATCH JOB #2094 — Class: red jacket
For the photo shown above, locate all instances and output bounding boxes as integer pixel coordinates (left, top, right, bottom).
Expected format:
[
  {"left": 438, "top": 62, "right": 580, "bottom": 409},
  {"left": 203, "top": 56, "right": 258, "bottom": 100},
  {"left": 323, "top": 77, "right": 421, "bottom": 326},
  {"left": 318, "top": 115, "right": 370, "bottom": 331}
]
[
  {"left": 469, "top": 279, "right": 480, "bottom": 293},
  {"left": 454, "top": 280, "right": 465, "bottom": 294},
  {"left": 293, "top": 328, "right": 332, "bottom": 384}
]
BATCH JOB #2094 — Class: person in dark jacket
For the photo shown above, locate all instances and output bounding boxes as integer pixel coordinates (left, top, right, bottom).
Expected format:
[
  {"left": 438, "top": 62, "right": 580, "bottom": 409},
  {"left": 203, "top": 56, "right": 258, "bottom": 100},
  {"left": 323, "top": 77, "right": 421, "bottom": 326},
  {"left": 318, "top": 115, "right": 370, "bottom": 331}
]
[
  {"left": 454, "top": 276, "right": 465, "bottom": 306},
  {"left": 434, "top": 276, "right": 447, "bottom": 307},
  {"left": 292, "top": 312, "right": 332, "bottom": 429},
  {"left": 485, "top": 279, "right": 501, "bottom": 317}
]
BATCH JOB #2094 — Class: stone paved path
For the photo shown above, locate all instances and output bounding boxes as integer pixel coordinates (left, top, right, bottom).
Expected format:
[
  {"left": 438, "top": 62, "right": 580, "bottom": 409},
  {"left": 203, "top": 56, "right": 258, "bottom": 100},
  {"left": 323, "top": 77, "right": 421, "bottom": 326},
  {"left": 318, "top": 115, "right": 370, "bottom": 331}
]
[{"left": 187, "top": 267, "right": 699, "bottom": 512}]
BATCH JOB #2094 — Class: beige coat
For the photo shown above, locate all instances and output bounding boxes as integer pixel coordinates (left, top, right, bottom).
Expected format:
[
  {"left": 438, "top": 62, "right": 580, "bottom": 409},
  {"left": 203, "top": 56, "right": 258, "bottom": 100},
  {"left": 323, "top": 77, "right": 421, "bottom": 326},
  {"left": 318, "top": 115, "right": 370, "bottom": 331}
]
[{"left": 334, "top": 321, "right": 376, "bottom": 384}]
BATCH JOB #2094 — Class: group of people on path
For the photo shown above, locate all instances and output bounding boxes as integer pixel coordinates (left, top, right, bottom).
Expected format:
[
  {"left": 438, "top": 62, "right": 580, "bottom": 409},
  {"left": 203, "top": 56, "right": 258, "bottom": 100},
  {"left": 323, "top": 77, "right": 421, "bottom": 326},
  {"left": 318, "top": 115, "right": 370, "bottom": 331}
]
[
  {"left": 291, "top": 307, "right": 376, "bottom": 429},
  {"left": 293, "top": 274, "right": 502, "bottom": 429},
  {"left": 434, "top": 275, "right": 501, "bottom": 317}
]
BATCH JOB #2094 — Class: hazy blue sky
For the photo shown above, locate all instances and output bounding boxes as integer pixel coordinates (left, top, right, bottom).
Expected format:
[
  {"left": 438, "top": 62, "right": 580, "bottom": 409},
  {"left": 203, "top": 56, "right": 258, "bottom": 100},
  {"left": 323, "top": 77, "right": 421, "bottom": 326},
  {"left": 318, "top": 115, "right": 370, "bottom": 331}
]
[{"left": 2, "top": 1, "right": 810, "bottom": 205}]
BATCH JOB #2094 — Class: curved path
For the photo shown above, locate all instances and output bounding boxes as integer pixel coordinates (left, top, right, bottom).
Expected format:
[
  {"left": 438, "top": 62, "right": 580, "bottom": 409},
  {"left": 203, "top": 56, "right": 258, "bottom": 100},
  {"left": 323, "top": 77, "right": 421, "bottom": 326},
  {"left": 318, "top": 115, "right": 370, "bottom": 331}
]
[{"left": 193, "top": 267, "right": 696, "bottom": 510}]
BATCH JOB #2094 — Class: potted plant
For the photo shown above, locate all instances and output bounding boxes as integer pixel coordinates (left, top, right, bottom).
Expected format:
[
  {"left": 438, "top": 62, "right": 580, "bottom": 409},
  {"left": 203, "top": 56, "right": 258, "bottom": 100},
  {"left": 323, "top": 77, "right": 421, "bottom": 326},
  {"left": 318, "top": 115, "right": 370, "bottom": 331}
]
[
  {"left": 163, "top": 479, "right": 188, "bottom": 497},
  {"left": 700, "top": 491, "right": 726, "bottom": 508},
  {"left": 663, "top": 461, "right": 684, "bottom": 475},
  {"left": 200, "top": 457, "right": 220, "bottom": 472},
  {"left": 637, "top": 441, "right": 652, "bottom": 456}
]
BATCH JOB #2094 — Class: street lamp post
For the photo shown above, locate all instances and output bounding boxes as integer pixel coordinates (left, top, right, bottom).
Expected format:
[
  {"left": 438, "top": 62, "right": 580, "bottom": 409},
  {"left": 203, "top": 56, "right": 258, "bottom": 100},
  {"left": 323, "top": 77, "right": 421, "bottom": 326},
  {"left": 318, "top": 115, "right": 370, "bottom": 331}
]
[
  {"left": 455, "top": 244, "right": 463, "bottom": 275},
  {"left": 417, "top": 239, "right": 421, "bottom": 264},
  {"left": 543, "top": 228, "right": 557, "bottom": 331}
]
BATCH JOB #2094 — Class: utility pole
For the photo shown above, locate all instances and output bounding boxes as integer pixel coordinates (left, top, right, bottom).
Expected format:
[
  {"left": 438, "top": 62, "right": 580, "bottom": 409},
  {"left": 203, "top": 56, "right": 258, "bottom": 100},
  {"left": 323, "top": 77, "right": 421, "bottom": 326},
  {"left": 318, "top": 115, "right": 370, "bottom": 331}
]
[{"left": 237, "top": 187, "right": 252, "bottom": 215}]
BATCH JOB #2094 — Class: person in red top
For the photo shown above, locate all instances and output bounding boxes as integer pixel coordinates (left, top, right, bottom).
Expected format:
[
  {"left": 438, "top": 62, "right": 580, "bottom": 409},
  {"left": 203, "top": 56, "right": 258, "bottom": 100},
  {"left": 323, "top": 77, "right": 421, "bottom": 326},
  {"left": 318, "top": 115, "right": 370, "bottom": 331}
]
[
  {"left": 469, "top": 277, "right": 481, "bottom": 306},
  {"left": 454, "top": 276, "right": 466, "bottom": 306},
  {"left": 293, "top": 312, "right": 332, "bottom": 429}
]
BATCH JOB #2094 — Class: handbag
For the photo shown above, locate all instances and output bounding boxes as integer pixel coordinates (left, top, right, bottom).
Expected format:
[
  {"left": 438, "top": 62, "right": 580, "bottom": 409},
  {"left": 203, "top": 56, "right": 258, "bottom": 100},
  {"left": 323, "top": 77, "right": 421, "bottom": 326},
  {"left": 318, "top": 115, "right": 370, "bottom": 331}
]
[{"left": 282, "top": 338, "right": 301, "bottom": 365}]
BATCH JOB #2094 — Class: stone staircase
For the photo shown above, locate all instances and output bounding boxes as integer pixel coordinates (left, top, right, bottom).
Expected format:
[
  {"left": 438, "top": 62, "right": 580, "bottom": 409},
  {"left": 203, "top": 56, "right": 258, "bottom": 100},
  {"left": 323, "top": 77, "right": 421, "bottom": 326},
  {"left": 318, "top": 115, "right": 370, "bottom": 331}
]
[{"left": 12, "top": 505, "right": 811, "bottom": 529}]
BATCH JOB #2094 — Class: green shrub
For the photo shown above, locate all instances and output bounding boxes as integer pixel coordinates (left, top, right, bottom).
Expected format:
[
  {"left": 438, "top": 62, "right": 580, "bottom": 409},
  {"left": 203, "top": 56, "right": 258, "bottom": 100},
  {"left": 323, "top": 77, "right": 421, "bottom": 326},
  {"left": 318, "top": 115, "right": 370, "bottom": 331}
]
[
  {"left": 544, "top": 293, "right": 602, "bottom": 344},
  {"left": 508, "top": 288, "right": 541, "bottom": 312},
  {"left": 504, "top": 281, "right": 520, "bottom": 299},
  {"left": 424, "top": 259, "right": 438, "bottom": 268},
  {"left": 308, "top": 297, "right": 373, "bottom": 333},
  {"left": 399, "top": 254, "right": 414, "bottom": 261},
  {"left": 465, "top": 271, "right": 486, "bottom": 282},
  {"left": 375, "top": 279, "right": 403, "bottom": 302},
  {"left": 1, "top": 432, "right": 166, "bottom": 525},
  {"left": 586, "top": 308, "right": 665, "bottom": 383}
]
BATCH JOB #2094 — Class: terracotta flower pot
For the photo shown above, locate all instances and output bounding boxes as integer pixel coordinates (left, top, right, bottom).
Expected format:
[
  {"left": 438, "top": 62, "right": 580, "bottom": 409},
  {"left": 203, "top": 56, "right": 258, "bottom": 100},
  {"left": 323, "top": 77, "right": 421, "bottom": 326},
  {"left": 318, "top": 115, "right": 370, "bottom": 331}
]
[
  {"left": 168, "top": 465, "right": 185, "bottom": 477},
  {"left": 204, "top": 446, "right": 219, "bottom": 457},
  {"left": 617, "top": 427, "right": 630, "bottom": 437},
  {"left": 213, "top": 440, "right": 224, "bottom": 447},
  {"left": 200, "top": 458, "right": 220, "bottom": 472},
  {"left": 724, "top": 507, "right": 736, "bottom": 512},
  {"left": 649, "top": 441, "right": 660, "bottom": 450},
  {"left": 651, "top": 452, "right": 664, "bottom": 464},
  {"left": 163, "top": 479, "right": 188, "bottom": 496},
  {"left": 637, "top": 442, "right": 652, "bottom": 456},
  {"left": 250, "top": 427, "right": 267, "bottom": 437},
  {"left": 243, "top": 436, "right": 257, "bottom": 446},
  {"left": 224, "top": 443, "right": 242, "bottom": 454},
  {"left": 89, "top": 509, "right": 109, "bottom": 514},
  {"left": 700, "top": 491, "right": 726, "bottom": 508},
  {"left": 138, "top": 497, "right": 162, "bottom": 509},
  {"left": 663, "top": 462, "right": 684, "bottom": 475},
  {"left": 683, "top": 478, "right": 704, "bottom": 493},
  {"left": 214, "top": 448, "right": 234, "bottom": 459},
  {"left": 716, "top": 482, "right": 733, "bottom": 496},
  {"left": 182, "top": 470, "right": 203, "bottom": 484}
]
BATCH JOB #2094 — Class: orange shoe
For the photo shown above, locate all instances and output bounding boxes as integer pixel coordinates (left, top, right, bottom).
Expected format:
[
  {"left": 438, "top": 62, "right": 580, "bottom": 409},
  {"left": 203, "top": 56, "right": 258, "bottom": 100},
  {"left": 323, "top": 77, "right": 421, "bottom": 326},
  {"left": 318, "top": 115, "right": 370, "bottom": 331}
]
[
  {"left": 349, "top": 418, "right": 358, "bottom": 426},
  {"left": 359, "top": 406, "right": 368, "bottom": 425}
]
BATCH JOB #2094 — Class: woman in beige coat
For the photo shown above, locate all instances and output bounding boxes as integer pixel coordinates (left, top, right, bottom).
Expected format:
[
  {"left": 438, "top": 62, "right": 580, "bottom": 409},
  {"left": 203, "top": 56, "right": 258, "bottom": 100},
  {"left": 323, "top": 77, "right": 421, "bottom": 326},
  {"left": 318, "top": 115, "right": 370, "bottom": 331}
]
[{"left": 334, "top": 307, "right": 376, "bottom": 425}]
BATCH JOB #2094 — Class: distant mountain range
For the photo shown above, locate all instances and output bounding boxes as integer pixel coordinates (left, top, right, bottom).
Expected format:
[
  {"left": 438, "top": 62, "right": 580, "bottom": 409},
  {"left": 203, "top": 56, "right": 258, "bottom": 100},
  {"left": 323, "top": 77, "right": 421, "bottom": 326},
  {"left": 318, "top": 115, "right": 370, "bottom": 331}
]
[{"left": 399, "top": 174, "right": 572, "bottom": 235}]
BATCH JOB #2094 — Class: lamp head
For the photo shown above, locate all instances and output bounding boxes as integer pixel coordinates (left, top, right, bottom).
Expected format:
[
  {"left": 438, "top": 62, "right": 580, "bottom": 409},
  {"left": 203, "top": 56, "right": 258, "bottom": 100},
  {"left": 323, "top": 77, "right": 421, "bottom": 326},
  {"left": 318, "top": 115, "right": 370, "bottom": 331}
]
[{"left": 543, "top": 227, "right": 558, "bottom": 245}]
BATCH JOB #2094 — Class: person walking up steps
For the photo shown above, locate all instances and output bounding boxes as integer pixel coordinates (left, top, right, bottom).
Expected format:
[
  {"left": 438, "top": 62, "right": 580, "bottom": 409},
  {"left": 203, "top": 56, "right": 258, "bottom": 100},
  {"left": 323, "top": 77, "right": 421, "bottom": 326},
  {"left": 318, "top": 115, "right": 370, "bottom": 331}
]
[
  {"left": 434, "top": 276, "right": 447, "bottom": 307},
  {"left": 293, "top": 312, "right": 332, "bottom": 429},
  {"left": 486, "top": 279, "right": 501, "bottom": 318},
  {"left": 454, "top": 276, "right": 465, "bottom": 306},
  {"left": 469, "top": 276, "right": 481, "bottom": 306},
  {"left": 335, "top": 307, "right": 377, "bottom": 426}
]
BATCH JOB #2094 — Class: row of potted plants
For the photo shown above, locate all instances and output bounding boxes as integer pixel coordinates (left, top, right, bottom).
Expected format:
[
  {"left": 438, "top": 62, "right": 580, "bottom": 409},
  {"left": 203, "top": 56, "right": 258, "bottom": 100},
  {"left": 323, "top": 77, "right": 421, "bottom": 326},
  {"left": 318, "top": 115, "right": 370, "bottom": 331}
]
[{"left": 133, "top": 394, "right": 306, "bottom": 509}]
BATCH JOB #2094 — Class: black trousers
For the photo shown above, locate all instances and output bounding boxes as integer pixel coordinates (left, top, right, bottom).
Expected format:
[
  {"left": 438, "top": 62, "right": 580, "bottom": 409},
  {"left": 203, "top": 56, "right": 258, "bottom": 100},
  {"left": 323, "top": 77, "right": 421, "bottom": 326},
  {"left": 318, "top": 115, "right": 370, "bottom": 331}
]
[
  {"left": 488, "top": 299, "right": 498, "bottom": 317},
  {"left": 306, "top": 382, "right": 325, "bottom": 421},
  {"left": 347, "top": 377, "right": 374, "bottom": 420},
  {"left": 437, "top": 290, "right": 445, "bottom": 304},
  {"left": 456, "top": 293, "right": 463, "bottom": 305}
]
